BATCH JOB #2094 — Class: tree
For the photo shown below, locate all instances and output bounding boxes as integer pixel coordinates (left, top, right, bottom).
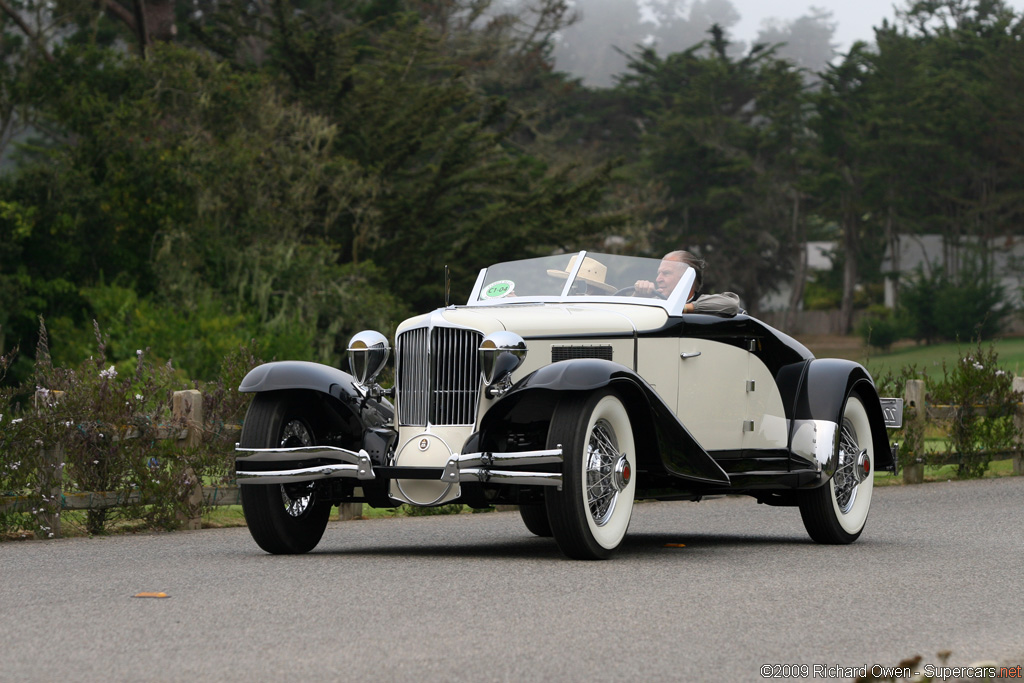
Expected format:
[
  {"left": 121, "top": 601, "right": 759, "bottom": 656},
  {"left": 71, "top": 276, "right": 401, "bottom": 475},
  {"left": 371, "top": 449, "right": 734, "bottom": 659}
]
[{"left": 619, "top": 28, "right": 810, "bottom": 313}]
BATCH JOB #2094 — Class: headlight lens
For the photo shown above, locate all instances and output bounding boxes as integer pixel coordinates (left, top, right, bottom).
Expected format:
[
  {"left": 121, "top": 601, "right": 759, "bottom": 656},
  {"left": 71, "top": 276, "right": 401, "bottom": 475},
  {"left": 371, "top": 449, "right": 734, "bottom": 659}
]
[
  {"left": 347, "top": 330, "right": 390, "bottom": 385},
  {"left": 479, "top": 331, "right": 527, "bottom": 387}
]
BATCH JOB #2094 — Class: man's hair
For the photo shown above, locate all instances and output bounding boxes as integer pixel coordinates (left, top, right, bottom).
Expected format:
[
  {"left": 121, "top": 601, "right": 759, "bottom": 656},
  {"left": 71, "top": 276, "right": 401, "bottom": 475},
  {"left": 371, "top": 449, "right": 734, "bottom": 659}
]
[{"left": 664, "top": 250, "right": 705, "bottom": 295}]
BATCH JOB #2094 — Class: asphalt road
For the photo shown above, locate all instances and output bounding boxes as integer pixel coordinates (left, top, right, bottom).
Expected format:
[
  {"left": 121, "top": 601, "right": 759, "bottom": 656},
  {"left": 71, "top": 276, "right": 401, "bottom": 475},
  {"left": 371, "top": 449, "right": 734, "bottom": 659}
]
[{"left": 2, "top": 477, "right": 1023, "bottom": 683}]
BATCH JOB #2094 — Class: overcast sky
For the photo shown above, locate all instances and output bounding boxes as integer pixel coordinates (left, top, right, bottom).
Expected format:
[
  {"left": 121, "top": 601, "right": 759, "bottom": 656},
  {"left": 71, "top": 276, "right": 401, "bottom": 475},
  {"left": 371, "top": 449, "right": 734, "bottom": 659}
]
[{"left": 729, "top": 0, "right": 1024, "bottom": 53}]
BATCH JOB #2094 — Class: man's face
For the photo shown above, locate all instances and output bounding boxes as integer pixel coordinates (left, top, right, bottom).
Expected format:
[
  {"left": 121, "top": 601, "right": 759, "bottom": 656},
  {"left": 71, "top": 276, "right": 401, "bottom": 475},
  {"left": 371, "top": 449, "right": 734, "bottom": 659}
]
[{"left": 655, "top": 259, "right": 687, "bottom": 297}]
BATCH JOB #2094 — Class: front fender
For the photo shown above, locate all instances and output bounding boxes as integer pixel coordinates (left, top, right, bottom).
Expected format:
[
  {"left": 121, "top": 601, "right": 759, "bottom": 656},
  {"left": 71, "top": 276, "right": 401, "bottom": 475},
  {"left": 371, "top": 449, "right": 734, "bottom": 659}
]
[
  {"left": 791, "top": 358, "right": 893, "bottom": 474},
  {"left": 481, "top": 359, "right": 730, "bottom": 486},
  {"left": 239, "top": 361, "right": 394, "bottom": 429}
]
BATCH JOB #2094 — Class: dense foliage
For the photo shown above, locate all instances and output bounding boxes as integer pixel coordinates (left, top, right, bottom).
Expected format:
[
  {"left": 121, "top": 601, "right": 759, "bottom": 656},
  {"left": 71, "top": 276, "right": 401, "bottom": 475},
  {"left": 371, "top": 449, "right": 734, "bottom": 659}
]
[{"left": 2, "top": 0, "right": 1023, "bottom": 386}]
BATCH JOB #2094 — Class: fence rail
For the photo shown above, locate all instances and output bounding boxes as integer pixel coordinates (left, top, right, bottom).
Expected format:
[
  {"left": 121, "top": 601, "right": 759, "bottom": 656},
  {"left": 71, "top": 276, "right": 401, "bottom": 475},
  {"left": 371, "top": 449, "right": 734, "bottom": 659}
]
[{"left": 900, "top": 377, "right": 1024, "bottom": 483}]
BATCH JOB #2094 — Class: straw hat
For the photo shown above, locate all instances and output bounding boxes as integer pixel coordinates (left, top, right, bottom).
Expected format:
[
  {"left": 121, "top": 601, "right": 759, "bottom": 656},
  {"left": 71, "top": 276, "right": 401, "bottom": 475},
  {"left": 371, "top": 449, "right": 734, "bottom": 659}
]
[{"left": 547, "top": 255, "right": 617, "bottom": 294}]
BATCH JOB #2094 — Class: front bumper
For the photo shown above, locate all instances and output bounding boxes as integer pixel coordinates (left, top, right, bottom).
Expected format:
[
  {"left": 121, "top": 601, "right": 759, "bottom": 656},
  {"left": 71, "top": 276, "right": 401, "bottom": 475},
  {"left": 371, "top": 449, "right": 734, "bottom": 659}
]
[{"left": 236, "top": 445, "right": 565, "bottom": 491}]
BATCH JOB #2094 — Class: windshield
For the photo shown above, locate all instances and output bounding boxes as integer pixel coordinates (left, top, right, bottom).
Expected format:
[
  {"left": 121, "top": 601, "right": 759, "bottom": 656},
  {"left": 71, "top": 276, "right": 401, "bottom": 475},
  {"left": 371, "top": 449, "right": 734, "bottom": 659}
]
[{"left": 467, "top": 252, "right": 696, "bottom": 313}]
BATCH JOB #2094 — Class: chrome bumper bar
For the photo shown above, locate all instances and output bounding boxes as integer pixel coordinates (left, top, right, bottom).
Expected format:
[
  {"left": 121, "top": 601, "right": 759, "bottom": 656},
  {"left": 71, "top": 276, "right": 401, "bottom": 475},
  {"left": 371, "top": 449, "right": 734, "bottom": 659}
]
[
  {"left": 236, "top": 445, "right": 375, "bottom": 485},
  {"left": 442, "top": 447, "right": 564, "bottom": 489},
  {"left": 235, "top": 445, "right": 564, "bottom": 489}
]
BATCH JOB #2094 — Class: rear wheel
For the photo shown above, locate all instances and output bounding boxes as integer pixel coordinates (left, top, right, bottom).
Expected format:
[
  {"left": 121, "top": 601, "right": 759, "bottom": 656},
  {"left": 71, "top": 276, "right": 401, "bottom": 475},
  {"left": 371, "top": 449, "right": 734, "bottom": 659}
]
[
  {"left": 519, "top": 504, "right": 552, "bottom": 537},
  {"left": 239, "top": 393, "right": 332, "bottom": 554},
  {"left": 799, "top": 392, "right": 875, "bottom": 544},
  {"left": 545, "top": 390, "right": 636, "bottom": 560}
]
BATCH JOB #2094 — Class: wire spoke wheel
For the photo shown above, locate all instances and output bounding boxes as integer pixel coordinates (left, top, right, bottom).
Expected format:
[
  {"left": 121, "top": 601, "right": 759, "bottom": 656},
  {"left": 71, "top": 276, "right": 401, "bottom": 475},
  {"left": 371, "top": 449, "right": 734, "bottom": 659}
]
[
  {"left": 586, "top": 419, "right": 622, "bottom": 526},
  {"left": 239, "top": 392, "right": 332, "bottom": 554},
  {"left": 799, "top": 392, "right": 875, "bottom": 544},
  {"left": 545, "top": 390, "right": 636, "bottom": 560},
  {"left": 279, "top": 419, "right": 314, "bottom": 518}
]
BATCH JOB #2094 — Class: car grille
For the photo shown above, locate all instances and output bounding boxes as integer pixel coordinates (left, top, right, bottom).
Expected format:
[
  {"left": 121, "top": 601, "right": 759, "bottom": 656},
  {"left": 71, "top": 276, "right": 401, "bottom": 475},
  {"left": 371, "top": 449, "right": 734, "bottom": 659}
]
[{"left": 396, "top": 326, "right": 483, "bottom": 426}]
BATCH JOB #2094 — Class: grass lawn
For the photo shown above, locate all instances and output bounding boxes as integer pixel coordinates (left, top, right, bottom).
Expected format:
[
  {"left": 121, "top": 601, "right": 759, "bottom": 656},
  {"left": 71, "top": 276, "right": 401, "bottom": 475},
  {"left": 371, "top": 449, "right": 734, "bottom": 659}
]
[{"left": 874, "top": 456, "right": 1019, "bottom": 486}]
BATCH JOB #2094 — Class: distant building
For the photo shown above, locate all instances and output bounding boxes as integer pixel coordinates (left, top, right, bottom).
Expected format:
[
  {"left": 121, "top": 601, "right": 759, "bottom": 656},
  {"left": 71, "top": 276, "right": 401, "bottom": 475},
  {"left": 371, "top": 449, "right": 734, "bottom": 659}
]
[
  {"left": 758, "top": 241, "right": 836, "bottom": 312},
  {"left": 879, "top": 234, "right": 1024, "bottom": 311}
]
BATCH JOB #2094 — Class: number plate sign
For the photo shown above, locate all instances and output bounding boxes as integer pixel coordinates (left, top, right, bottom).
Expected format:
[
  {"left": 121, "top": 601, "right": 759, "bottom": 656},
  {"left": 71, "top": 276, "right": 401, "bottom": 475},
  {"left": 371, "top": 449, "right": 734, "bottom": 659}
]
[{"left": 880, "top": 398, "right": 904, "bottom": 428}]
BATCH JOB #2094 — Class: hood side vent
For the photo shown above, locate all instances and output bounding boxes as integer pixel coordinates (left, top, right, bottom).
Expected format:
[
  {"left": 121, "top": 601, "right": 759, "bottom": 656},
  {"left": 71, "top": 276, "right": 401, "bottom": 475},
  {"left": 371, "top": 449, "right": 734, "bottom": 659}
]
[{"left": 551, "top": 345, "right": 613, "bottom": 363}]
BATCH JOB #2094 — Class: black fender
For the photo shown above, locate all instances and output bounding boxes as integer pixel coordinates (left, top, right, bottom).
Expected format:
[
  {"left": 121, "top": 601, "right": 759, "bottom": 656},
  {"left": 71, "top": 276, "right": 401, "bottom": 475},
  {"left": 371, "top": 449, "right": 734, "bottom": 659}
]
[
  {"left": 478, "top": 358, "right": 730, "bottom": 486},
  {"left": 239, "top": 360, "right": 394, "bottom": 432},
  {"left": 790, "top": 358, "right": 893, "bottom": 474}
]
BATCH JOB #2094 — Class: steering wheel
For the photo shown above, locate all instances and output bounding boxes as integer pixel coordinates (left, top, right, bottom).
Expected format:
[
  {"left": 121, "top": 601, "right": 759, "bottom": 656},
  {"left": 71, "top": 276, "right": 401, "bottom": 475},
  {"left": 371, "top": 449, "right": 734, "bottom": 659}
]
[{"left": 614, "top": 286, "right": 664, "bottom": 300}]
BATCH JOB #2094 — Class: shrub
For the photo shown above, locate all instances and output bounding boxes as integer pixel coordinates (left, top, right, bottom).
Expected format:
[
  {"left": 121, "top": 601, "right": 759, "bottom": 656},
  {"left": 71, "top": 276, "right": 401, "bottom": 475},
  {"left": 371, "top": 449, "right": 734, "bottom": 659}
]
[
  {"left": 1, "top": 320, "right": 259, "bottom": 539},
  {"left": 929, "top": 341, "right": 1022, "bottom": 478},
  {"left": 900, "top": 262, "right": 1008, "bottom": 343},
  {"left": 856, "top": 306, "right": 910, "bottom": 351}
]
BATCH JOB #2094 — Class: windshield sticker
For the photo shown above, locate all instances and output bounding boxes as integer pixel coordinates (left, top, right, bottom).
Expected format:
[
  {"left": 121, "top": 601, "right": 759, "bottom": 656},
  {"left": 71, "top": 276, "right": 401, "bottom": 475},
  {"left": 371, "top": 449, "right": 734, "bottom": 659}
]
[{"left": 482, "top": 280, "right": 515, "bottom": 299}]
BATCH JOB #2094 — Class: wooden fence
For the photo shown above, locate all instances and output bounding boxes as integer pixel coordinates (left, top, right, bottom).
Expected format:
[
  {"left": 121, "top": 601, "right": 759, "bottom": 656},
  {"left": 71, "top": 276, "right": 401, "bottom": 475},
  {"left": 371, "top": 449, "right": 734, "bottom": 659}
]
[
  {"left": 0, "top": 389, "right": 360, "bottom": 539},
  {"left": 900, "top": 376, "right": 1024, "bottom": 484},
  {"left": 7, "top": 376, "right": 1023, "bottom": 538}
]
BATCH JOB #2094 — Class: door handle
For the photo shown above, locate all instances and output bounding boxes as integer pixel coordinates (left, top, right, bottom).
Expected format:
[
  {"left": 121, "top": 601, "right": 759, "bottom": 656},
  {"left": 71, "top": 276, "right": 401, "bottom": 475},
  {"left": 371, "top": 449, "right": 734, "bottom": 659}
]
[{"left": 680, "top": 351, "right": 702, "bottom": 359}]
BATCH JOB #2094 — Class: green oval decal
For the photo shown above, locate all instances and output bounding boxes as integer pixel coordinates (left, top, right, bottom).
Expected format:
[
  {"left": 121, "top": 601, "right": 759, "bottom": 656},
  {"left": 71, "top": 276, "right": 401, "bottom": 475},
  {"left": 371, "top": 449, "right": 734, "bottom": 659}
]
[{"left": 482, "top": 280, "right": 514, "bottom": 299}]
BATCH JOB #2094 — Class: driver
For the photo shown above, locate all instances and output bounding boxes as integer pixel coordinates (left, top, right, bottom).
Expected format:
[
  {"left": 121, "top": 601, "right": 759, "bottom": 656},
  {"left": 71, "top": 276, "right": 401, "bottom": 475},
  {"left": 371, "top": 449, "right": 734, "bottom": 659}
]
[
  {"left": 634, "top": 251, "right": 690, "bottom": 298},
  {"left": 635, "top": 250, "right": 742, "bottom": 316}
]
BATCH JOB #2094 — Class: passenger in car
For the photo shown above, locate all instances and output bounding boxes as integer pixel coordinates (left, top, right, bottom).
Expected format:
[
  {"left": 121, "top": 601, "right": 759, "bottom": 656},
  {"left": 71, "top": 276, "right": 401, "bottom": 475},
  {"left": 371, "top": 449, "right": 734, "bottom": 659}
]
[{"left": 634, "top": 250, "right": 743, "bottom": 316}]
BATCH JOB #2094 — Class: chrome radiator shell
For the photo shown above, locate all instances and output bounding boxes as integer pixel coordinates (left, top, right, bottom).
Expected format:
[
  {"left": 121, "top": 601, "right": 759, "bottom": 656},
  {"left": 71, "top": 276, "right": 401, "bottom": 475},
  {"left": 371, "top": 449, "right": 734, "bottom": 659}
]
[{"left": 396, "top": 324, "right": 483, "bottom": 427}]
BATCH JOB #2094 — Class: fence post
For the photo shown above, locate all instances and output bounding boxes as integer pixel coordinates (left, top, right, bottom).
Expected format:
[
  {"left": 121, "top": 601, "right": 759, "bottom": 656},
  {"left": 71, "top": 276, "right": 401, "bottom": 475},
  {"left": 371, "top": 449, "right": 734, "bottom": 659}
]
[
  {"left": 172, "top": 390, "right": 205, "bottom": 530},
  {"left": 1014, "top": 377, "right": 1024, "bottom": 476},
  {"left": 903, "top": 379, "right": 926, "bottom": 485},
  {"left": 36, "top": 445, "right": 63, "bottom": 539},
  {"left": 34, "top": 389, "right": 63, "bottom": 539}
]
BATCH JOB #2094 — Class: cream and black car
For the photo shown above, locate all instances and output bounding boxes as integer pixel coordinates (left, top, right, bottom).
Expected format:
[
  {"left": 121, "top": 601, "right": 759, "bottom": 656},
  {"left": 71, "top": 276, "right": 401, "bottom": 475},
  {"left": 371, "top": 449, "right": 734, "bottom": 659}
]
[{"left": 235, "top": 251, "right": 901, "bottom": 560}]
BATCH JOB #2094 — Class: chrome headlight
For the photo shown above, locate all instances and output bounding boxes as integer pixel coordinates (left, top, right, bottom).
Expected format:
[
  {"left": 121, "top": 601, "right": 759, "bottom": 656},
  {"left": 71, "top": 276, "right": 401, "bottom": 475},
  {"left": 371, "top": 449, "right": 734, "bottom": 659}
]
[
  {"left": 347, "top": 330, "right": 390, "bottom": 386},
  {"left": 479, "top": 331, "right": 527, "bottom": 388}
]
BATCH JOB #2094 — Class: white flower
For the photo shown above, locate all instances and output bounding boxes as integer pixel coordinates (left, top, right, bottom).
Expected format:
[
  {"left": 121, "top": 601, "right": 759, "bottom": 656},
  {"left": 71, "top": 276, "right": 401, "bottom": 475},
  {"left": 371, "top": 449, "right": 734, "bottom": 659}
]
[
  {"left": 973, "top": 363, "right": 983, "bottom": 370},
  {"left": 93, "top": 460, "right": 99, "bottom": 464},
  {"left": 64, "top": 421, "right": 73, "bottom": 428},
  {"left": 48, "top": 533, "right": 54, "bottom": 538},
  {"left": 11, "top": 418, "right": 22, "bottom": 425},
  {"left": 995, "top": 370, "right": 1006, "bottom": 376},
  {"left": 99, "top": 365, "right": 117, "bottom": 379},
  {"left": 136, "top": 349, "right": 143, "bottom": 357},
  {"left": 34, "top": 439, "right": 43, "bottom": 446},
  {"left": 135, "top": 394, "right": 143, "bottom": 401}
]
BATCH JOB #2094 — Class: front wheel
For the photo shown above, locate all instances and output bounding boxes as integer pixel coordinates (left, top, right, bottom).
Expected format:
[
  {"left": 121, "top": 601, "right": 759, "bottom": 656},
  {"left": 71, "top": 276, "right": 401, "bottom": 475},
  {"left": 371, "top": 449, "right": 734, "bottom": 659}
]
[
  {"left": 239, "top": 392, "right": 332, "bottom": 554},
  {"left": 545, "top": 390, "right": 636, "bottom": 560},
  {"left": 798, "top": 392, "right": 875, "bottom": 544}
]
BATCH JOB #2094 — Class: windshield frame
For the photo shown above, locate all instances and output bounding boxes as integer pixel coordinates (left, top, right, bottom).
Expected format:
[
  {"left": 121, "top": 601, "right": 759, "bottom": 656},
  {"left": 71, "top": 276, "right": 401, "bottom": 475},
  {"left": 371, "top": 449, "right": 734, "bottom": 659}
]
[{"left": 465, "top": 251, "right": 695, "bottom": 316}]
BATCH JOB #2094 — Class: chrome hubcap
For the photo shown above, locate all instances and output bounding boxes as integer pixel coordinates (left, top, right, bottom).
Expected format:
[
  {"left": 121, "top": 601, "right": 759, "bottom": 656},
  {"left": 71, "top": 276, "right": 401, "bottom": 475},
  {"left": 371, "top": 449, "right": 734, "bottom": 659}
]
[{"left": 586, "top": 419, "right": 623, "bottom": 527}]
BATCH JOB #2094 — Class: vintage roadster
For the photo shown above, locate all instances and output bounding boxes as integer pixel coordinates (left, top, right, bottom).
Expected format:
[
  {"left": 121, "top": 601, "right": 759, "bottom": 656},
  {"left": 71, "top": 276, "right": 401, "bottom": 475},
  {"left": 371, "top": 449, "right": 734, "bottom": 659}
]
[{"left": 235, "top": 251, "right": 901, "bottom": 560}]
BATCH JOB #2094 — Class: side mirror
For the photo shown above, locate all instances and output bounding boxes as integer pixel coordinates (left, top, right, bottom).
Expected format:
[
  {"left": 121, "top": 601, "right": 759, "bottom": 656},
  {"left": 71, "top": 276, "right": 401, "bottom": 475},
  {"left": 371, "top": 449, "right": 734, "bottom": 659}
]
[{"left": 347, "top": 330, "right": 390, "bottom": 386}]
